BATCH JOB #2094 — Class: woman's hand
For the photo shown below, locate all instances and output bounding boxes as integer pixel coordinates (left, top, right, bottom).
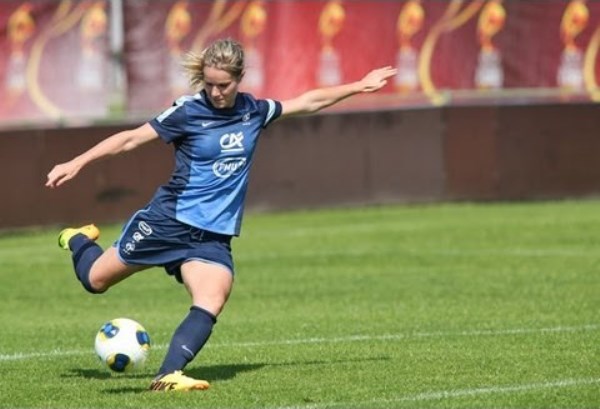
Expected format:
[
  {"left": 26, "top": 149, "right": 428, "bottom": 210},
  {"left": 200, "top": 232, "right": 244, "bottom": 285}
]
[
  {"left": 360, "top": 66, "right": 398, "bottom": 93},
  {"left": 46, "top": 160, "right": 83, "bottom": 188}
]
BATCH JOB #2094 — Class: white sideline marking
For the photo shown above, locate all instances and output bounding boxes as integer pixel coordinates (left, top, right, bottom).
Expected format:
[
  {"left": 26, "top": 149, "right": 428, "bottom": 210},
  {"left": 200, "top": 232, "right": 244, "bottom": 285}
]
[
  {"left": 278, "top": 378, "right": 600, "bottom": 409},
  {"left": 0, "top": 349, "right": 90, "bottom": 361},
  {"left": 213, "top": 323, "right": 600, "bottom": 348},
  {"left": 397, "top": 377, "right": 600, "bottom": 402},
  {"left": 0, "top": 323, "right": 598, "bottom": 362}
]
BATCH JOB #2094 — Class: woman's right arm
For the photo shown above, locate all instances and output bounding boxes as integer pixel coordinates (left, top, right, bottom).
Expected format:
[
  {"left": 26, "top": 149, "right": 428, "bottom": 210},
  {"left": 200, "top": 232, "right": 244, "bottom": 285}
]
[{"left": 46, "top": 122, "right": 159, "bottom": 188}]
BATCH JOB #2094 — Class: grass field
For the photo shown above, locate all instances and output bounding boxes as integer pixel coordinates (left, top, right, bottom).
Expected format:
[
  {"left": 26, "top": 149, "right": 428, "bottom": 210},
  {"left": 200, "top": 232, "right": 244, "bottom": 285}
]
[{"left": 0, "top": 200, "right": 599, "bottom": 408}]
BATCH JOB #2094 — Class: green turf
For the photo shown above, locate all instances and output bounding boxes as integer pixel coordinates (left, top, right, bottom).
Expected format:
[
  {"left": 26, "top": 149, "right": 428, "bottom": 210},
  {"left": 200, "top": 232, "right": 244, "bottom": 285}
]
[{"left": 0, "top": 200, "right": 599, "bottom": 408}]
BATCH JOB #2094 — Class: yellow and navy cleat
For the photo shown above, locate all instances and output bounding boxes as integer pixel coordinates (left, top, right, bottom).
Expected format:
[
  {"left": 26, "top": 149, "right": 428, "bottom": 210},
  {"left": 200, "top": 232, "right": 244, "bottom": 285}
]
[
  {"left": 58, "top": 224, "right": 100, "bottom": 250},
  {"left": 149, "top": 371, "right": 210, "bottom": 391}
]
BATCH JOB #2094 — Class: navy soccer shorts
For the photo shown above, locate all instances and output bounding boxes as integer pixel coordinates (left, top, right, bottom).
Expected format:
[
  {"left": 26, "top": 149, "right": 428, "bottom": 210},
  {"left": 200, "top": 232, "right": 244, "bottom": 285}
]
[{"left": 113, "top": 205, "right": 234, "bottom": 283}]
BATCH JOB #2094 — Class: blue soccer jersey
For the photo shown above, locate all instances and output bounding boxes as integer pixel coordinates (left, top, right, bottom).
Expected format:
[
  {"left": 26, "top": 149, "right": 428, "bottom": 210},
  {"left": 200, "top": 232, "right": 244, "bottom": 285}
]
[{"left": 148, "top": 91, "right": 282, "bottom": 236}]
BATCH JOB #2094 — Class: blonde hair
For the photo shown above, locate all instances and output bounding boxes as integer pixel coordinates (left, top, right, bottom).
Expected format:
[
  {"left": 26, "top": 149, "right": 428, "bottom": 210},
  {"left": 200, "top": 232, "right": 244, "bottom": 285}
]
[{"left": 182, "top": 38, "right": 245, "bottom": 91}]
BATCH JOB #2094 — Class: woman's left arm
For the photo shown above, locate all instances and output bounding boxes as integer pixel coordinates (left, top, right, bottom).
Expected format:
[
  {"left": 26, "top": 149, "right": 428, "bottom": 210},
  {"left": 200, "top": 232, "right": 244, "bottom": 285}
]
[{"left": 280, "top": 66, "right": 397, "bottom": 118}]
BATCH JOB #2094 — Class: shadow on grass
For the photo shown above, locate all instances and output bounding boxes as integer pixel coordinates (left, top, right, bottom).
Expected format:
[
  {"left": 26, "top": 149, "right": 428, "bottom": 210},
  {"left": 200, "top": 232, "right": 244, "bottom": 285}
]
[
  {"left": 187, "top": 362, "right": 266, "bottom": 382},
  {"left": 64, "top": 368, "right": 150, "bottom": 380},
  {"left": 62, "top": 368, "right": 152, "bottom": 394},
  {"left": 103, "top": 363, "right": 265, "bottom": 394},
  {"left": 68, "top": 356, "right": 389, "bottom": 394},
  {"left": 63, "top": 363, "right": 265, "bottom": 394}
]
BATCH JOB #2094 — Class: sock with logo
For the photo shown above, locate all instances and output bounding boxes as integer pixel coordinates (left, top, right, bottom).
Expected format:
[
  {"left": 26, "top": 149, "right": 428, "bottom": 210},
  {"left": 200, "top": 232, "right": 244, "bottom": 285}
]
[
  {"left": 69, "top": 233, "right": 104, "bottom": 294},
  {"left": 157, "top": 306, "right": 217, "bottom": 377}
]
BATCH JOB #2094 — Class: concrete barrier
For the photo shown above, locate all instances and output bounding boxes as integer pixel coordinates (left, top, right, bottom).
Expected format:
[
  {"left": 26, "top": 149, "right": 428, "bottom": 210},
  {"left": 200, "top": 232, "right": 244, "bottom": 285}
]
[{"left": 3, "top": 102, "right": 599, "bottom": 229}]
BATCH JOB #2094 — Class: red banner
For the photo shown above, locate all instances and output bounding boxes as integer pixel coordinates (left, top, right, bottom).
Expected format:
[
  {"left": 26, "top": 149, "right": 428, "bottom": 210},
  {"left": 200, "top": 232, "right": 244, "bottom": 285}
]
[
  {"left": 123, "top": 0, "right": 404, "bottom": 112},
  {"left": 2, "top": 0, "right": 600, "bottom": 124},
  {"left": 123, "top": 0, "right": 600, "bottom": 113},
  {"left": 0, "top": 0, "right": 111, "bottom": 124}
]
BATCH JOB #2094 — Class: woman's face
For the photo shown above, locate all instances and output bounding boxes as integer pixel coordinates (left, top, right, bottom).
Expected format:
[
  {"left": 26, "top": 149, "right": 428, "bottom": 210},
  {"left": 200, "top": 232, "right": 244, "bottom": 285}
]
[{"left": 203, "top": 66, "right": 240, "bottom": 109}]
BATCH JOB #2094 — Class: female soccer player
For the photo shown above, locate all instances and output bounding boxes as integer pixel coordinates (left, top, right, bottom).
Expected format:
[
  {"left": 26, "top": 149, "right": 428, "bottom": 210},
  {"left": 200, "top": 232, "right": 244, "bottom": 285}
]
[{"left": 46, "top": 38, "right": 396, "bottom": 391}]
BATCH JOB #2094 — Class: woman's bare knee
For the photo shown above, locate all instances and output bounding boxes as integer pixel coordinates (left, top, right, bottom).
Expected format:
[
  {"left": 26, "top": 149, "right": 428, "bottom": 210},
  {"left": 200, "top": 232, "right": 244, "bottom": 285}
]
[
  {"left": 87, "top": 248, "right": 147, "bottom": 293},
  {"left": 181, "top": 261, "right": 233, "bottom": 316}
]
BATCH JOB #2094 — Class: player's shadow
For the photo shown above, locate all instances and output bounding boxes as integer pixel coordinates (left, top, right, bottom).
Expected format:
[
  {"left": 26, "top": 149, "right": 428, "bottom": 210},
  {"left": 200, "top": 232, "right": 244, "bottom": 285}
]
[
  {"left": 63, "top": 364, "right": 265, "bottom": 394},
  {"left": 63, "top": 368, "right": 112, "bottom": 379},
  {"left": 64, "top": 368, "right": 151, "bottom": 393},
  {"left": 64, "top": 368, "right": 151, "bottom": 380},
  {"left": 100, "top": 363, "right": 265, "bottom": 394},
  {"left": 186, "top": 356, "right": 389, "bottom": 382},
  {"left": 186, "top": 362, "right": 265, "bottom": 382},
  {"left": 72, "top": 356, "right": 389, "bottom": 394}
]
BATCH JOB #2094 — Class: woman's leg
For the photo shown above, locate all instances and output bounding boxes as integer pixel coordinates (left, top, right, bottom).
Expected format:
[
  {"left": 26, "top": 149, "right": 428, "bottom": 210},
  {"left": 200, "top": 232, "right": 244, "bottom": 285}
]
[
  {"left": 65, "top": 229, "right": 148, "bottom": 293},
  {"left": 181, "top": 260, "right": 234, "bottom": 315},
  {"left": 150, "top": 260, "right": 233, "bottom": 390},
  {"left": 87, "top": 247, "right": 149, "bottom": 292}
]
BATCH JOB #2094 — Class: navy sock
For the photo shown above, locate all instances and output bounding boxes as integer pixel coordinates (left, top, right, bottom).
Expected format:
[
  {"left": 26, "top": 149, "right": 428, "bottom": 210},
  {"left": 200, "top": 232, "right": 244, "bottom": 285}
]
[
  {"left": 157, "top": 306, "right": 217, "bottom": 376},
  {"left": 69, "top": 233, "right": 104, "bottom": 294}
]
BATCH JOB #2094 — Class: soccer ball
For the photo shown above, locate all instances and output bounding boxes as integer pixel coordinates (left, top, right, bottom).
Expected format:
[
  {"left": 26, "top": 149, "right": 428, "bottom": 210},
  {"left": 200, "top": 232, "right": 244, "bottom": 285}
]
[{"left": 94, "top": 318, "right": 151, "bottom": 372}]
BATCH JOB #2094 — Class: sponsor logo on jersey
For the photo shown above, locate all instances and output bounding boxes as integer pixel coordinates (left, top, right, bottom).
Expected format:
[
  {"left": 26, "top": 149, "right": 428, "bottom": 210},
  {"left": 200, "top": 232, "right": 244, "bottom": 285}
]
[
  {"left": 138, "top": 221, "right": 153, "bottom": 235},
  {"left": 123, "top": 242, "right": 136, "bottom": 254},
  {"left": 121, "top": 221, "right": 154, "bottom": 255},
  {"left": 220, "top": 132, "right": 244, "bottom": 152},
  {"left": 213, "top": 157, "right": 247, "bottom": 178}
]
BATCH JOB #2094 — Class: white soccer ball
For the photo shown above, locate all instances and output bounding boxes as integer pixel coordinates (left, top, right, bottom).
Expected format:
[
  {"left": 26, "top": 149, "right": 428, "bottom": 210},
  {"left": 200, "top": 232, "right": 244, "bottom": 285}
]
[{"left": 94, "top": 318, "right": 151, "bottom": 372}]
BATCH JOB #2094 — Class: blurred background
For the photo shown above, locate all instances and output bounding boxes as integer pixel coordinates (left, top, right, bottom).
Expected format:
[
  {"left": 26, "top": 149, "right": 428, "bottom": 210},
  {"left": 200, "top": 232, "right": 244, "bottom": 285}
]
[{"left": 1, "top": 0, "right": 600, "bottom": 229}]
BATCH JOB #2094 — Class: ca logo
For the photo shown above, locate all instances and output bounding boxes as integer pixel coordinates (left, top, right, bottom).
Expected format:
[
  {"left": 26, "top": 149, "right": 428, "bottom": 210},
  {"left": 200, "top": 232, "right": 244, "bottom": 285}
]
[{"left": 220, "top": 132, "right": 244, "bottom": 152}]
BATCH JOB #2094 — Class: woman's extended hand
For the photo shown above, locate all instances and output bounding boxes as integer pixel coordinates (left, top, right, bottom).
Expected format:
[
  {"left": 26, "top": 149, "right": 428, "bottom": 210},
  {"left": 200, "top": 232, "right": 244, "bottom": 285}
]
[
  {"left": 46, "top": 160, "right": 82, "bottom": 188},
  {"left": 360, "top": 66, "right": 398, "bottom": 93}
]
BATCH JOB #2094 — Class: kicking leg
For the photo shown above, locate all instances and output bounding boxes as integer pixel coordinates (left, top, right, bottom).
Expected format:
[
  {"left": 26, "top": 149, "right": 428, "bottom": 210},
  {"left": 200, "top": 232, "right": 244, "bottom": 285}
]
[{"left": 59, "top": 224, "right": 148, "bottom": 293}]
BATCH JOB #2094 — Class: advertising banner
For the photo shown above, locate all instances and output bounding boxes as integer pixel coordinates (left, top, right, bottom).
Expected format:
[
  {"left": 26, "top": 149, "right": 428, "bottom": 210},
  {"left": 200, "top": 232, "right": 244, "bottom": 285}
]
[
  {"left": 0, "top": 0, "right": 111, "bottom": 124},
  {"left": 118, "top": 0, "right": 600, "bottom": 112},
  {"left": 2, "top": 0, "right": 600, "bottom": 124}
]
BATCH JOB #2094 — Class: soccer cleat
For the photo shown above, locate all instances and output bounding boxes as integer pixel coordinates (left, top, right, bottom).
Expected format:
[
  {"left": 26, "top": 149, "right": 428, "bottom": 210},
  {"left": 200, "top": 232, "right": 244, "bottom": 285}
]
[
  {"left": 149, "top": 371, "right": 210, "bottom": 391},
  {"left": 57, "top": 224, "right": 100, "bottom": 250}
]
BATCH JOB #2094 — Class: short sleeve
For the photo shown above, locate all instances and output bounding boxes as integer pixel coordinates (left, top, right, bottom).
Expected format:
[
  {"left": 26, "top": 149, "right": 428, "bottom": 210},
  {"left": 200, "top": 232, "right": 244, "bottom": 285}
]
[
  {"left": 149, "top": 96, "right": 193, "bottom": 143},
  {"left": 257, "top": 99, "right": 282, "bottom": 128}
]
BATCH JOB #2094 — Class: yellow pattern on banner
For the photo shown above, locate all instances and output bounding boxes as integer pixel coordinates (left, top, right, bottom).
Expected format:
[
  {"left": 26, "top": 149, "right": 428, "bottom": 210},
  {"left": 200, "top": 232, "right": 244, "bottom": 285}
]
[
  {"left": 166, "top": 0, "right": 192, "bottom": 54},
  {"left": 397, "top": 0, "right": 424, "bottom": 51},
  {"left": 583, "top": 26, "right": 600, "bottom": 101},
  {"left": 419, "top": 0, "right": 484, "bottom": 105},
  {"left": 561, "top": 0, "right": 589, "bottom": 52},
  {"left": 6, "top": 3, "right": 36, "bottom": 100},
  {"left": 395, "top": 1, "right": 425, "bottom": 92},
  {"left": 191, "top": 0, "right": 247, "bottom": 53},
  {"left": 7, "top": 3, "right": 35, "bottom": 52},
  {"left": 241, "top": 0, "right": 266, "bottom": 41},
  {"left": 477, "top": 0, "right": 505, "bottom": 52},
  {"left": 319, "top": 0, "right": 345, "bottom": 51},
  {"left": 26, "top": 1, "right": 90, "bottom": 119}
]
